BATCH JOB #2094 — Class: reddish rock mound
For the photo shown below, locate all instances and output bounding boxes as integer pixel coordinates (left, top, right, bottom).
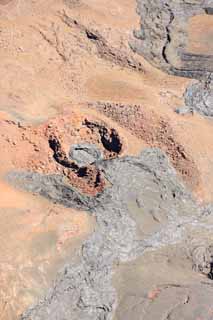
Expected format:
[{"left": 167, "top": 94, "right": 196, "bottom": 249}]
[
  {"left": 92, "top": 102, "right": 200, "bottom": 190},
  {"left": 0, "top": 110, "right": 124, "bottom": 196}
]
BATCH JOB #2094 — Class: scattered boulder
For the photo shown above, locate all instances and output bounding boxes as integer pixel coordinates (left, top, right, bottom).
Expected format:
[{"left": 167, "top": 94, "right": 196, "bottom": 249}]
[{"left": 69, "top": 143, "right": 103, "bottom": 167}]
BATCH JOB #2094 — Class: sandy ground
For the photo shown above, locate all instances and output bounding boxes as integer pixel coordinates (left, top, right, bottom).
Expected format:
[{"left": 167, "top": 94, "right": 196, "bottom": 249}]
[
  {"left": 1, "top": 0, "right": 213, "bottom": 319},
  {"left": 187, "top": 14, "right": 213, "bottom": 55}
]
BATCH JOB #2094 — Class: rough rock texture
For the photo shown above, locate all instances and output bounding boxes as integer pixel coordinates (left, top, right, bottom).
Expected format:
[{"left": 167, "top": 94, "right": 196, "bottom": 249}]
[
  {"left": 132, "top": 0, "right": 213, "bottom": 79},
  {"left": 69, "top": 143, "right": 103, "bottom": 167},
  {"left": 91, "top": 101, "right": 200, "bottom": 190},
  {"left": 1, "top": 0, "right": 213, "bottom": 319},
  {"left": 184, "top": 75, "right": 213, "bottom": 117},
  {"left": 113, "top": 249, "right": 213, "bottom": 320},
  {"left": 7, "top": 148, "right": 213, "bottom": 320},
  {"left": 83, "top": 119, "right": 123, "bottom": 156},
  {"left": 132, "top": 0, "right": 213, "bottom": 120}
]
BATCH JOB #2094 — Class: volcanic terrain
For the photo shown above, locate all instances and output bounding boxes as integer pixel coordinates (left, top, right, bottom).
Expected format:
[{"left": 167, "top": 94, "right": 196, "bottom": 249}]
[{"left": 1, "top": 0, "right": 213, "bottom": 319}]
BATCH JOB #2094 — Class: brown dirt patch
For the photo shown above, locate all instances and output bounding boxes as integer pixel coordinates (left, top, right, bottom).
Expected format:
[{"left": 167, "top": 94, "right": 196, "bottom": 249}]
[
  {"left": 0, "top": 0, "right": 12, "bottom": 5},
  {"left": 0, "top": 190, "right": 94, "bottom": 319}
]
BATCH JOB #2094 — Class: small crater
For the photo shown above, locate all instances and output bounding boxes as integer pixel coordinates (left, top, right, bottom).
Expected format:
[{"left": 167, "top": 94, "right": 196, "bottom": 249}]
[{"left": 48, "top": 135, "right": 105, "bottom": 195}]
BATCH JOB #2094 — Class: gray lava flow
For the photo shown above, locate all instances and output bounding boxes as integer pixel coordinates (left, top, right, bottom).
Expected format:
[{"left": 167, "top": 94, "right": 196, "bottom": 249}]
[{"left": 7, "top": 147, "right": 213, "bottom": 320}]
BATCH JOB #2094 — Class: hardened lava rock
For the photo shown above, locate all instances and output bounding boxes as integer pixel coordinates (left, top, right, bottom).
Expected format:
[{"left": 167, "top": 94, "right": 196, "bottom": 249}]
[
  {"left": 175, "top": 74, "right": 213, "bottom": 117},
  {"left": 69, "top": 143, "right": 103, "bottom": 167},
  {"left": 8, "top": 148, "right": 207, "bottom": 320},
  {"left": 131, "top": 0, "right": 213, "bottom": 79},
  {"left": 133, "top": 0, "right": 213, "bottom": 118}
]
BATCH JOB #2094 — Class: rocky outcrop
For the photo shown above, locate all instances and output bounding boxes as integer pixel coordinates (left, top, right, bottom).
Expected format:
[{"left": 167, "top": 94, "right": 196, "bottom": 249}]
[
  {"left": 83, "top": 119, "right": 123, "bottom": 156},
  {"left": 174, "top": 74, "right": 213, "bottom": 117},
  {"left": 48, "top": 135, "right": 105, "bottom": 195},
  {"left": 58, "top": 11, "right": 144, "bottom": 72},
  {"left": 184, "top": 75, "right": 213, "bottom": 116},
  {"left": 131, "top": 0, "right": 213, "bottom": 79}
]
